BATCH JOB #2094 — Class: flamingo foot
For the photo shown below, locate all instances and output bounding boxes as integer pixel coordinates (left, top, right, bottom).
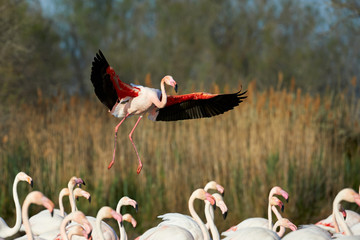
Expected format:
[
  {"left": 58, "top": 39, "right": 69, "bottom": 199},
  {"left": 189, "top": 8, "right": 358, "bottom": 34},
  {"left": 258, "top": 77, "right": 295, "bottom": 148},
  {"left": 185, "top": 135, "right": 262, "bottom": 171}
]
[
  {"left": 136, "top": 163, "right": 143, "bottom": 174},
  {"left": 108, "top": 160, "right": 115, "bottom": 169}
]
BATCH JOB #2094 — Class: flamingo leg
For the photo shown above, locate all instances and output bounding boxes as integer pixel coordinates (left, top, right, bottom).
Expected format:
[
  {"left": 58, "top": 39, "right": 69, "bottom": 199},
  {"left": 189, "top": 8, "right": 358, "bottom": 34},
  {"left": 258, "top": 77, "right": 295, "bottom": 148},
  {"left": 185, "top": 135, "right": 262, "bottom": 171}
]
[
  {"left": 108, "top": 113, "right": 130, "bottom": 169},
  {"left": 129, "top": 115, "right": 143, "bottom": 174}
]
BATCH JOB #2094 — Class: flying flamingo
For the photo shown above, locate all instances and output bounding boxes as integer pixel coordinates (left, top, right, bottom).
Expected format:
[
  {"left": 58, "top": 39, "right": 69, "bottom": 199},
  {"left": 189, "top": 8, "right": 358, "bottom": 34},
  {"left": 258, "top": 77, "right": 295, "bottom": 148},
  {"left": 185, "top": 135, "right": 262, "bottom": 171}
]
[
  {"left": 0, "top": 172, "right": 33, "bottom": 238},
  {"left": 15, "top": 191, "right": 54, "bottom": 240},
  {"left": 90, "top": 50, "right": 247, "bottom": 174}
]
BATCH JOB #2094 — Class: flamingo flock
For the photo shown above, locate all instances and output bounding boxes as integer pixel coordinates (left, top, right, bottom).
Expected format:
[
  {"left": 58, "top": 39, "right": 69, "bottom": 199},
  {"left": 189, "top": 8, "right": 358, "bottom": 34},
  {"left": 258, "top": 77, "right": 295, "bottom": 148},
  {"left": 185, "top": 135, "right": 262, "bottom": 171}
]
[{"left": 1, "top": 171, "right": 360, "bottom": 239}]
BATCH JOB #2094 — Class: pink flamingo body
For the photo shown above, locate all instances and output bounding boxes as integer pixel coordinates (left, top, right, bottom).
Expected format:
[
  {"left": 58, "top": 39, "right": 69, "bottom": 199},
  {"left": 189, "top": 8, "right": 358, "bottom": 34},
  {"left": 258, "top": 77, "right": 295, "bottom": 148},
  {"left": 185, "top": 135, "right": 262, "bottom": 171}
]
[{"left": 91, "top": 50, "right": 247, "bottom": 174}]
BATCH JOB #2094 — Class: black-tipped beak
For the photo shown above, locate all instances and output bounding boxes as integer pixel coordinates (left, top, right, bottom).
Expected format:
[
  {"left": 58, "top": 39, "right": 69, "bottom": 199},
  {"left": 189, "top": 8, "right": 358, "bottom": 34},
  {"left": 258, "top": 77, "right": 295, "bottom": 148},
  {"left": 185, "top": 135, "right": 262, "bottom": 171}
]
[
  {"left": 213, "top": 203, "right": 216, "bottom": 211},
  {"left": 82, "top": 180, "right": 86, "bottom": 186},
  {"left": 223, "top": 211, "right": 228, "bottom": 220},
  {"left": 30, "top": 180, "right": 33, "bottom": 188},
  {"left": 222, "top": 190, "right": 225, "bottom": 197},
  {"left": 76, "top": 197, "right": 79, "bottom": 201},
  {"left": 281, "top": 205, "right": 284, "bottom": 212},
  {"left": 135, "top": 204, "right": 138, "bottom": 213},
  {"left": 286, "top": 197, "right": 289, "bottom": 203},
  {"left": 88, "top": 196, "right": 91, "bottom": 203},
  {"left": 120, "top": 221, "right": 123, "bottom": 227},
  {"left": 51, "top": 210, "right": 54, "bottom": 217},
  {"left": 174, "top": 84, "right": 178, "bottom": 93}
]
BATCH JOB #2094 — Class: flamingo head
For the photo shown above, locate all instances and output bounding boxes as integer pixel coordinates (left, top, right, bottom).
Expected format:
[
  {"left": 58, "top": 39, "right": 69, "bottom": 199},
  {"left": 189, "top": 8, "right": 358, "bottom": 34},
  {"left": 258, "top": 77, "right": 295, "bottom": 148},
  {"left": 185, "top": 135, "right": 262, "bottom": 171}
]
[
  {"left": 278, "top": 218, "right": 297, "bottom": 231},
  {"left": 212, "top": 193, "right": 228, "bottom": 219},
  {"left": 338, "top": 188, "right": 360, "bottom": 207},
  {"left": 68, "top": 177, "right": 86, "bottom": 189},
  {"left": 270, "top": 186, "right": 289, "bottom": 203},
  {"left": 193, "top": 189, "right": 216, "bottom": 207},
  {"left": 74, "top": 188, "right": 92, "bottom": 203},
  {"left": 163, "top": 75, "right": 177, "bottom": 93},
  {"left": 17, "top": 172, "right": 33, "bottom": 188},
  {"left": 29, "top": 191, "right": 55, "bottom": 217},
  {"left": 123, "top": 213, "right": 137, "bottom": 228},
  {"left": 270, "top": 196, "right": 284, "bottom": 212},
  {"left": 204, "top": 181, "right": 225, "bottom": 196},
  {"left": 118, "top": 196, "right": 138, "bottom": 212}
]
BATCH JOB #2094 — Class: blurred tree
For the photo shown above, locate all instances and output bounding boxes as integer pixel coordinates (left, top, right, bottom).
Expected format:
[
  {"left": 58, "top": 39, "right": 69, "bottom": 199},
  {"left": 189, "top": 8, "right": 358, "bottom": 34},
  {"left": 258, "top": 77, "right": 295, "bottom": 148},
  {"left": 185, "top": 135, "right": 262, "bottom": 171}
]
[{"left": 0, "top": 0, "right": 67, "bottom": 106}]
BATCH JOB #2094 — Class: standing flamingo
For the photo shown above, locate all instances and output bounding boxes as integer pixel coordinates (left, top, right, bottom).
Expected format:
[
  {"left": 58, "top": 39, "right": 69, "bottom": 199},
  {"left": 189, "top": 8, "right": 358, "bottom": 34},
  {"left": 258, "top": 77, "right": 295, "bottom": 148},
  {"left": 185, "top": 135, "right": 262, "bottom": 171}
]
[
  {"left": 0, "top": 172, "right": 33, "bottom": 238},
  {"left": 24, "top": 177, "right": 86, "bottom": 236},
  {"left": 137, "top": 188, "right": 216, "bottom": 240},
  {"left": 224, "top": 186, "right": 289, "bottom": 233},
  {"left": 90, "top": 50, "right": 247, "bottom": 174}
]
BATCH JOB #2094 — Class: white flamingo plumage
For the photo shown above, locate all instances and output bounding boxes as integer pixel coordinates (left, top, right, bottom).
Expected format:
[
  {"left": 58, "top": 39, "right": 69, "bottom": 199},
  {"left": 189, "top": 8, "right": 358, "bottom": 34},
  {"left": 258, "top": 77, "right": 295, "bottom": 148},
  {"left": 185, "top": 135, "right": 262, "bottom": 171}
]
[
  {"left": 90, "top": 50, "right": 247, "bottom": 174},
  {"left": 222, "top": 218, "right": 297, "bottom": 240},
  {"left": 39, "top": 211, "right": 92, "bottom": 240},
  {"left": 0, "top": 172, "right": 33, "bottom": 238}
]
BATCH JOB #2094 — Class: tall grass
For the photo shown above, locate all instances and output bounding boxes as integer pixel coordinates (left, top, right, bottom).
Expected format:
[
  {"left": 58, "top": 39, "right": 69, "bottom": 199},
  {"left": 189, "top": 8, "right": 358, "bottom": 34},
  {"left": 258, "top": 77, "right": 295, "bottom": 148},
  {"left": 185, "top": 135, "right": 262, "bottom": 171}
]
[{"left": 1, "top": 78, "right": 359, "bottom": 238}]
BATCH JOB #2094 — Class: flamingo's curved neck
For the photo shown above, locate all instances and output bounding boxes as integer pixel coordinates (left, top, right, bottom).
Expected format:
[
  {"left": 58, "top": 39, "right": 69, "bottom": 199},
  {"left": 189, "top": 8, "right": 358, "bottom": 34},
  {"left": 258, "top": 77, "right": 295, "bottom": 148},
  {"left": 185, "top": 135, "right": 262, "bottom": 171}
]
[
  {"left": 271, "top": 206, "right": 285, "bottom": 237},
  {"left": 68, "top": 184, "right": 76, "bottom": 213},
  {"left": 189, "top": 194, "right": 210, "bottom": 240},
  {"left": 119, "top": 222, "right": 127, "bottom": 240},
  {"left": 116, "top": 199, "right": 127, "bottom": 240},
  {"left": 272, "top": 219, "right": 286, "bottom": 237},
  {"left": 267, "top": 201, "right": 273, "bottom": 229},
  {"left": 205, "top": 201, "right": 219, "bottom": 240},
  {"left": 332, "top": 194, "right": 353, "bottom": 235},
  {"left": 96, "top": 211, "right": 106, "bottom": 240},
  {"left": 59, "top": 188, "right": 68, "bottom": 217},
  {"left": 158, "top": 78, "right": 168, "bottom": 108},
  {"left": 22, "top": 198, "right": 34, "bottom": 240},
  {"left": 60, "top": 214, "right": 73, "bottom": 240}
]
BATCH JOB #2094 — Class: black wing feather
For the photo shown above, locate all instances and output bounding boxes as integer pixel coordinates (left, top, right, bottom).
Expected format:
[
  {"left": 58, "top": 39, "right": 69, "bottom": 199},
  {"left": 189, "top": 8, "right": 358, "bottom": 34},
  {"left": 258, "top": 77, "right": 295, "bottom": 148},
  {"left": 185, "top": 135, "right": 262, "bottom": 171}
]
[
  {"left": 156, "top": 91, "right": 247, "bottom": 121},
  {"left": 90, "top": 50, "right": 118, "bottom": 110}
]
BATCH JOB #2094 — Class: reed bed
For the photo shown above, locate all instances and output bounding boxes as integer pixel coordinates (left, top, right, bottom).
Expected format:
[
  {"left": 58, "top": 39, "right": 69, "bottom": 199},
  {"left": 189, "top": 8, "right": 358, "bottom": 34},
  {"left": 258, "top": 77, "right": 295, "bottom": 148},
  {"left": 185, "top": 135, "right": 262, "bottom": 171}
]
[{"left": 0, "top": 79, "right": 359, "bottom": 237}]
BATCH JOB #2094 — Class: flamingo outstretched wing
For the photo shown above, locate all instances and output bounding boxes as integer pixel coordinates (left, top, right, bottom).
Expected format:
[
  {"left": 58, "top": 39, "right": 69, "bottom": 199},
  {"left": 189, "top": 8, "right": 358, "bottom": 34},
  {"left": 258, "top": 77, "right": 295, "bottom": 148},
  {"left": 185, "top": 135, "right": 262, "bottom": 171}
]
[
  {"left": 155, "top": 90, "right": 247, "bottom": 121},
  {"left": 91, "top": 50, "right": 139, "bottom": 110}
]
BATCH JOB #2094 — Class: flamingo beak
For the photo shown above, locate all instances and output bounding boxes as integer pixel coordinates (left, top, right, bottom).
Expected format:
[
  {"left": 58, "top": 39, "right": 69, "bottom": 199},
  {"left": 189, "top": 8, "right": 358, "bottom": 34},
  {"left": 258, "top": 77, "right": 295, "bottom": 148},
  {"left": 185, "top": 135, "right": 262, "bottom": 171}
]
[
  {"left": 174, "top": 84, "right": 178, "bottom": 93},
  {"left": 27, "top": 177, "right": 33, "bottom": 188},
  {"left": 88, "top": 196, "right": 91, "bottom": 203},
  {"left": 223, "top": 211, "right": 228, "bottom": 220},
  {"left": 135, "top": 203, "right": 138, "bottom": 213}
]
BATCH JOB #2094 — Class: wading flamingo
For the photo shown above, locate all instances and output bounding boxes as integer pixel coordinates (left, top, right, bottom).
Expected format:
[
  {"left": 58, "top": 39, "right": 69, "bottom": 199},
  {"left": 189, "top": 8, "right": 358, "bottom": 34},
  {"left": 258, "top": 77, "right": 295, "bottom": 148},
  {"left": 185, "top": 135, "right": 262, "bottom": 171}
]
[
  {"left": 15, "top": 191, "right": 54, "bottom": 240},
  {"left": 0, "top": 172, "right": 33, "bottom": 238},
  {"left": 224, "top": 186, "right": 289, "bottom": 233},
  {"left": 156, "top": 182, "right": 222, "bottom": 240},
  {"left": 24, "top": 177, "right": 86, "bottom": 236},
  {"left": 204, "top": 193, "right": 228, "bottom": 240},
  {"left": 90, "top": 50, "right": 247, "bottom": 174},
  {"left": 94, "top": 206, "right": 123, "bottom": 240},
  {"left": 137, "top": 189, "right": 216, "bottom": 240}
]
